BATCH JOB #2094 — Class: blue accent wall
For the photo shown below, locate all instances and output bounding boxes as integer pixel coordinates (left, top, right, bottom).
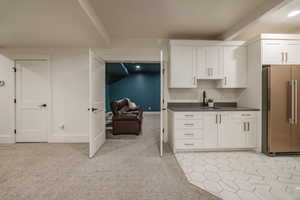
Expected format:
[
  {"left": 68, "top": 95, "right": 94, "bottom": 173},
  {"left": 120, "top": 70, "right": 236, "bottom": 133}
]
[{"left": 106, "top": 73, "right": 160, "bottom": 112}]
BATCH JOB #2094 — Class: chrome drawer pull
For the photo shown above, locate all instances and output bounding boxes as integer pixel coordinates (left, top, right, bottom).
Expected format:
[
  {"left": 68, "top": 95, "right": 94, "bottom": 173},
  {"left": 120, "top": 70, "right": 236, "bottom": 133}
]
[
  {"left": 184, "top": 143, "right": 194, "bottom": 146},
  {"left": 241, "top": 114, "right": 251, "bottom": 116},
  {"left": 184, "top": 115, "right": 194, "bottom": 117},
  {"left": 184, "top": 133, "right": 194, "bottom": 136},
  {"left": 184, "top": 123, "right": 194, "bottom": 126}
]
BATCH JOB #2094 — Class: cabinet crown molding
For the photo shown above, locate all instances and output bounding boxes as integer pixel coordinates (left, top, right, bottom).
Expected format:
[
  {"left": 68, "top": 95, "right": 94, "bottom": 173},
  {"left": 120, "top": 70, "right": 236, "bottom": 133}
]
[{"left": 169, "top": 40, "right": 246, "bottom": 47}]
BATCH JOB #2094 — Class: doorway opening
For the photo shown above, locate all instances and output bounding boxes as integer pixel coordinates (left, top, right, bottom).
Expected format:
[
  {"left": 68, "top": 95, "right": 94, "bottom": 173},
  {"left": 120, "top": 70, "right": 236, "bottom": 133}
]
[{"left": 105, "top": 62, "right": 163, "bottom": 155}]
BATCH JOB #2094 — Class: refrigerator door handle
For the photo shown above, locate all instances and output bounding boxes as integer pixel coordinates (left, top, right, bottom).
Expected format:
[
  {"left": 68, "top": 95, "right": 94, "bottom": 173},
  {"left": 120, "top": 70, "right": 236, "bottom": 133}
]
[
  {"left": 295, "top": 80, "right": 298, "bottom": 124},
  {"left": 289, "top": 80, "right": 295, "bottom": 124}
]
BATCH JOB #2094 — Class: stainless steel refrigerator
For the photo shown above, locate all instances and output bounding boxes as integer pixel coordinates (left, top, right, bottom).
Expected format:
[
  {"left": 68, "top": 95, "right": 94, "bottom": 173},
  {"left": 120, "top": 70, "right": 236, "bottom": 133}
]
[{"left": 262, "top": 65, "right": 300, "bottom": 155}]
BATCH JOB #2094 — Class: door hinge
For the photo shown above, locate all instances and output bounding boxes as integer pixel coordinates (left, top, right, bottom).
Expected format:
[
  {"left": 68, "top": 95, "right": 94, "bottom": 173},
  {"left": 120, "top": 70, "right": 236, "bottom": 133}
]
[
  {"left": 12, "top": 67, "right": 16, "bottom": 72},
  {"left": 14, "top": 129, "right": 16, "bottom": 134},
  {"left": 14, "top": 98, "right": 16, "bottom": 103},
  {"left": 162, "top": 128, "right": 164, "bottom": 133}
]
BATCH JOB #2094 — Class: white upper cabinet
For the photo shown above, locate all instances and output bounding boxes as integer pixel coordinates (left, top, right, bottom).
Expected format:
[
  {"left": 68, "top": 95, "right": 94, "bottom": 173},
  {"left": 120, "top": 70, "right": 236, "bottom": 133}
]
[
  {"left": 169, "top": 40, "right": 247, "bottom": 88},
  {"left": 197, "top": 46, "right": 224, "bottom": 79},
  {"left": 218, "top": 46, "right": 247, "bottom": 88},
  {"left": 285, "top": 41, "right": 300, "bottom": 64},
  {"left": 262, "top": 40, "right": 300, "bottom": 65},
  {"left": 262, "top": 40, "right": 286, "bottom": 65},
  {"left": 169, "top": 45, "right": 197, "bottom": 88}
]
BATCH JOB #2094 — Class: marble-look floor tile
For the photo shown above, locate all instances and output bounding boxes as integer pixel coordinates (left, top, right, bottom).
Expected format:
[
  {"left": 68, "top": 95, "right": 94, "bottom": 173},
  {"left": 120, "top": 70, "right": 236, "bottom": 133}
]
[{"left": 175, "top": 151, "right": 300, "bottom": 200}]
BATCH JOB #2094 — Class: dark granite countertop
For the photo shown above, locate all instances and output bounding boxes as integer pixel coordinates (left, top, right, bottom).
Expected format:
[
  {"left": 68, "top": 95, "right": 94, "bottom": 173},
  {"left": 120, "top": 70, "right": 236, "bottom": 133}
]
[{"left": 167, "top": 102, "right": 260, "bottom": 112}]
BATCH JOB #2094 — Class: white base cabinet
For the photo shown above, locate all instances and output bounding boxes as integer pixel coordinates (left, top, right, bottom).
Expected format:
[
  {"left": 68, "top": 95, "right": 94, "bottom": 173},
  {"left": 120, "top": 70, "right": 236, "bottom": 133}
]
[{"left": 168, "top": 110, "right": 258, "bottom": 152}]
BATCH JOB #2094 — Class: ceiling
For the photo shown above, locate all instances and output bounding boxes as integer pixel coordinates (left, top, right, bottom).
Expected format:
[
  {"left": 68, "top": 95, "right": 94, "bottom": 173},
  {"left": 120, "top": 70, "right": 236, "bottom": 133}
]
[
  {"left": 106, "top": 63, "right": 160, "bottom": 84},
  {"left": 0, "top": 0, "right": 299, "bottom": 47},
  {"left": 0, "top": 0, "right": 105, "bottom": 47},
  {"left": 90, "top": 0, "right": 269, "bottom": 39},
  {"left": 234, "top": 0, "right": 300, "bottom": 40}
]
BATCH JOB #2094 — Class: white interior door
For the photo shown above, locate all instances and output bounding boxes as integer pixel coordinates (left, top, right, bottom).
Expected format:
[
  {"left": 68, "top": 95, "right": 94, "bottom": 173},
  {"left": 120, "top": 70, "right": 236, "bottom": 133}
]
[
  {"left": 16, "top": 60, "right": 49, "bottom": 142},
  {"left": 89, "top": 51, "right": 106, "bottom": 158},
  {"left": 160, "top": 50, "right": 165, "bottom": 157}
]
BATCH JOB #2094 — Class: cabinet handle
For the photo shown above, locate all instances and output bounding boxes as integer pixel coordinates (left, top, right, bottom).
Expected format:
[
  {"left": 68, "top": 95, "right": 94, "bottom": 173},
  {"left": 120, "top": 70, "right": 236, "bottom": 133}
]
[
  {"left": 184, "top": 123, "right": 194, "bottom": 126},
  {"left": 193, "top": 76, "right": 196, "bottom": 85},
  {"left": 219, "top": 114, "right": 221, "bottom": 124},
  {"left": 184, "top": 143, "right": 194, "bottom": 146},
  {"left": 207, "top": 68, "right": 213, "bottom": 76},
  {"left": 248, "top": 122, "right": 250, "bottom": 131},
  {"left": 184, "top": 114, "right": 194, "bottom": 118},
  {"left": 184, "top": 133, "right": 194, "bottom": 136},
  {"left": 243, "top": 122, "right": 246, "bottom": 132},
  {"left": 225, "top": 76, "right": 227, "bottom": 85},
  {"left": 241, "top": 114, "right": 251, "bottom": 116},
  {"left": 281, "top": 52, "right": 285, "bottom": 63},
  {"left": 216, "top": 114, "right": 218, "bottom": 124},
  {"left": 285, "top": 52, "right": 288, "bottom": 63}
]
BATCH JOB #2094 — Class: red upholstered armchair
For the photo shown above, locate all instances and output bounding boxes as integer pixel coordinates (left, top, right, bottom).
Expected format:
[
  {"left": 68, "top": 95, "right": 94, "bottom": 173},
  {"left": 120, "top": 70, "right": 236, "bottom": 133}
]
[{"left": 110, "top": 99, "right": 143, "bottom": 135}]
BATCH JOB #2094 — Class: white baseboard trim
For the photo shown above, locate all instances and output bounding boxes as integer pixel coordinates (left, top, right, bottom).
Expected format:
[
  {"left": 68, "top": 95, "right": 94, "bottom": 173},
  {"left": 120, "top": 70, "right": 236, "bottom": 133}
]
[
  {"left": 0, "top": 135, "right": 15, "bottom": 143},
  {"left": 48, "top": 135, "right": 88, "bottom": 143},
  {"left": 143, "top": 111, "right": 160, "bottom": 115}
]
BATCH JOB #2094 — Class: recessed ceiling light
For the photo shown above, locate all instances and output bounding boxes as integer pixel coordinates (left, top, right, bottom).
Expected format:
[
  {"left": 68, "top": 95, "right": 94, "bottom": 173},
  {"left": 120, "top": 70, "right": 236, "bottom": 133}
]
[
  {"left": 136, "top": 65, "right": 141, "bottom": 69},
  {"left": 288, "top": 10, "right": 300, "bottom": 18}
]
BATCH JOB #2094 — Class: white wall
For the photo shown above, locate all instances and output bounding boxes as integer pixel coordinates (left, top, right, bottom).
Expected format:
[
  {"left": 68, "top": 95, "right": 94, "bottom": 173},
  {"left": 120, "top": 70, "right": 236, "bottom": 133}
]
[
  {"left": 50, "top": 49, "right": 89, "bottom": 143},
  {"left": 0, "top": 48, "right": 90, "bottom": 143},
  {"left": 167, "top": 81, "right": 244, "bottom": 102},
  {"left": 0, "top": 55, "right": 14, "bottom": 143},
  {"left": 94, "top": 38, "right": 167, "bottom": 62}
]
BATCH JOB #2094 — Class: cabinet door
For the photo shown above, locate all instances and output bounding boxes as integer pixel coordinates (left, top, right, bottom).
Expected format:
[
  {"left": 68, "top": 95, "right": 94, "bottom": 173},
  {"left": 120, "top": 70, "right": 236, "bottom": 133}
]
[
  {"left": 197, "top": 46, "right": 223, "bottom": 79},
  {"left": 170, "top": 45, "right": 196, "bottom": 88},
  {"left": 245, "top": 119, "right": 257, "bottom": 148},
  {"left": 262, "top": 40, "right": 285, "bottom": 65},
  {"left": 196, "top": 47, "right": 206, "bottom": 78},
  {"left": 286, "top": 41, "right": 300, "bottom": 64},
  {"left": 203, "top": 112, "right": 219, "bottom": 148},
  {"left": 219, "top": 112, "right": 245, "bottom": 148},
  {"left": 221, "top": 46, "right": 247, "bottom": 88}
]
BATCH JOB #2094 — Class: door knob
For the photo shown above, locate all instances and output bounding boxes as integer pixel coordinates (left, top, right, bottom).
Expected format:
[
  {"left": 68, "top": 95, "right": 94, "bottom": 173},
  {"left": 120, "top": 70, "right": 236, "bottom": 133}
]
[{"left": 39, "top": 104, "right": 47, "bottom": 107}]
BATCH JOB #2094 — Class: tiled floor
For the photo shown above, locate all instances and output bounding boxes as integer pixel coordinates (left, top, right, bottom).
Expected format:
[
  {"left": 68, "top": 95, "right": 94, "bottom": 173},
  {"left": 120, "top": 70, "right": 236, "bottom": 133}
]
[{"left": 175, "top": 151, "right": 300, "bottom": 200}]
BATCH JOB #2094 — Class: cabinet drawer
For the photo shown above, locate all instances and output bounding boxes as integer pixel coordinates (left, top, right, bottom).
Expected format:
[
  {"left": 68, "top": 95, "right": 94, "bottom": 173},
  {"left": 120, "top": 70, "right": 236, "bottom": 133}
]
[
  {"left": 175, "top": 139, "right": 203, "bottom": 149},
  {"left": 175, "top": 129, "right": 203, "bottom": 139},
  {"left": 232, "top": 112, "right": 256, "bottom": 119},
  {"left": 175, "top": 119, "right": 203, "bottom": 129},
  {"left": 175, "top": 112, "right": 203, "bottom": 120}
]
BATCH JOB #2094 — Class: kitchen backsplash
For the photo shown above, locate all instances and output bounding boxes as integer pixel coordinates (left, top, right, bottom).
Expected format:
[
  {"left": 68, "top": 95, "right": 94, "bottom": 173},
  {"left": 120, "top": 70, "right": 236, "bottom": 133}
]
[{"left": 167, "top": 80, "right": 245, "bottom": 102}]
